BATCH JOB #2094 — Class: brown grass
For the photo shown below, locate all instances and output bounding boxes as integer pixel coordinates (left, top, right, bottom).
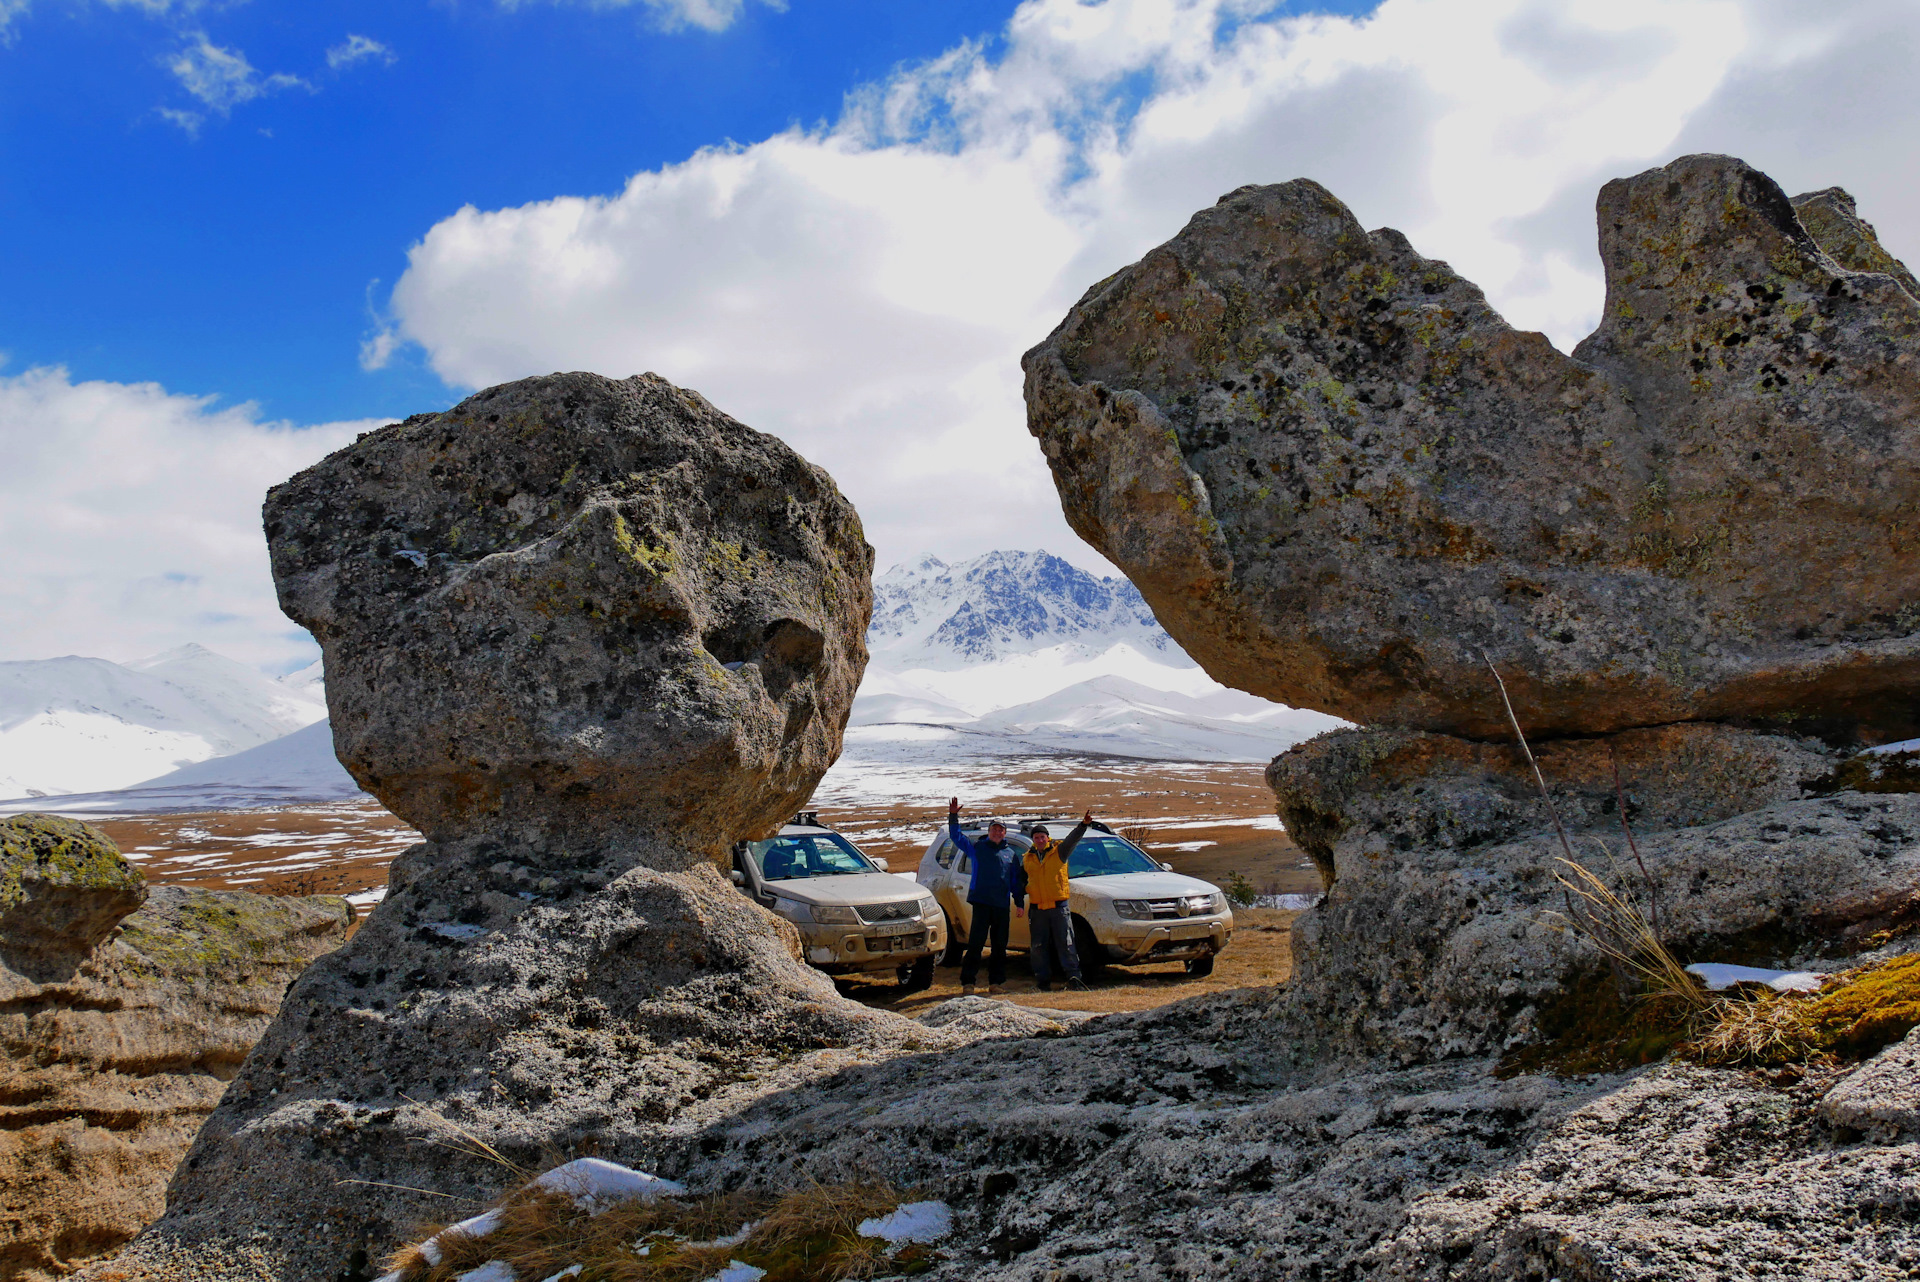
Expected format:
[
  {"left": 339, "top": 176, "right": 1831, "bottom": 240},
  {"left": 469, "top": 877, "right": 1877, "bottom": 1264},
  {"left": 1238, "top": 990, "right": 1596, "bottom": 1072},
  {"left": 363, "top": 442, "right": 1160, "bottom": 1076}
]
[
  {"left": 1685, "top": 952, "right": 1920, "bottom": 1068},
  {"left": 383, "top": 1177, "right": 933, "bottom": 1282}
]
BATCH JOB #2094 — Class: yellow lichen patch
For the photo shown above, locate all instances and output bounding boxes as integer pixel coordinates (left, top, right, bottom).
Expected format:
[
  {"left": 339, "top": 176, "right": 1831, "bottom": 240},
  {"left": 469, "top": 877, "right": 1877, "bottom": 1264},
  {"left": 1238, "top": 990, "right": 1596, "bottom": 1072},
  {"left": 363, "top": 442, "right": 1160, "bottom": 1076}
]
[
  {"left": 610, "top": 513, "right": 677, "bottom": 577},
  {"left": 1805, "top": 952, "right": 1920, "bottom": 1059}
]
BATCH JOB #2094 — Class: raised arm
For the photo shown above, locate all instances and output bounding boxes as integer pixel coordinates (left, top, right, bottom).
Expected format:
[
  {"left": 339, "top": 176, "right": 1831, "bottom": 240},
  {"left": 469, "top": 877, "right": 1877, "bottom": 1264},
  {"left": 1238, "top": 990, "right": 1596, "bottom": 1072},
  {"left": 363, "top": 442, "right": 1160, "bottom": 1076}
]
[
  {"left": 946, "top": 797, "right": 977, "bottom": 857},
  {"left": 1055, "top": 808, "right": 1095, "bottom": 860}
]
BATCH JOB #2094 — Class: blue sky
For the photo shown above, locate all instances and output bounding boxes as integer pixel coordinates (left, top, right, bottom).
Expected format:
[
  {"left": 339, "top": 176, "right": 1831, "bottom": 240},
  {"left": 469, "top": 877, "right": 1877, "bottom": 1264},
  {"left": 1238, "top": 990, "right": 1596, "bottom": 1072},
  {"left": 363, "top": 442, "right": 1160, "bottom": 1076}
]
[
  {"left": 1, "top": 1, "right": 1078, "bottom": 423},
  {"left": 3, "top": 0, "right": 1917, "bottom": 670}
]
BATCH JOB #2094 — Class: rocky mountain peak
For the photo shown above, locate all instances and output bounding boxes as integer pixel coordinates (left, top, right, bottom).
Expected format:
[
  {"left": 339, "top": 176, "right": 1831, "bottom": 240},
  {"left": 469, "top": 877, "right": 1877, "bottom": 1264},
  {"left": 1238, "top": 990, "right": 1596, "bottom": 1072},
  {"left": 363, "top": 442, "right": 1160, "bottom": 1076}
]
[{"left": 870, "top": 548, "right": 1176, "bottom": 667}]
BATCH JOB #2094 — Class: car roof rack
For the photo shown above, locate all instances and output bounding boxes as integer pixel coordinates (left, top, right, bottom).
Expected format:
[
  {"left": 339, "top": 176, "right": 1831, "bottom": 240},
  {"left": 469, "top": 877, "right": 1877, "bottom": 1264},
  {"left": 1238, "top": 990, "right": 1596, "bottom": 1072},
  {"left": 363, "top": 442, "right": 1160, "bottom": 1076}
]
[{"left": 790, "top": 811, "right": 826, "bottom": 828}]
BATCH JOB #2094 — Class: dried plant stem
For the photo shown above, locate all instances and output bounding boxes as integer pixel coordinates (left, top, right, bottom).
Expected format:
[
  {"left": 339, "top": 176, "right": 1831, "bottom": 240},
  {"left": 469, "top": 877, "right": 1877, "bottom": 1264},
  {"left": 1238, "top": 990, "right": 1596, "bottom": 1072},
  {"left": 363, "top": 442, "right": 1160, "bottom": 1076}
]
[
  {"left": 1483, "top": 654, "right": 1576, "bottom": 862},
  {"left": 1608, "top": 746, "right": 1662, "bottom": 942}
]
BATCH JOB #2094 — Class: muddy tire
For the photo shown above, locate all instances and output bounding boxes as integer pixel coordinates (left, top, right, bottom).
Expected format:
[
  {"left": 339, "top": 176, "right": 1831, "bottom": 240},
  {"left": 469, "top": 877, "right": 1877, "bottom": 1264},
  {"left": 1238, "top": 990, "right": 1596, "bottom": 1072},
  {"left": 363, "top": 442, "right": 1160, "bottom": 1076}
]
[
  {"left": 900, "top": 954, "right": 936, "bottom": 992},
  {"left": 1184, "top": 953, "right": 1215, "bottom": 978}
]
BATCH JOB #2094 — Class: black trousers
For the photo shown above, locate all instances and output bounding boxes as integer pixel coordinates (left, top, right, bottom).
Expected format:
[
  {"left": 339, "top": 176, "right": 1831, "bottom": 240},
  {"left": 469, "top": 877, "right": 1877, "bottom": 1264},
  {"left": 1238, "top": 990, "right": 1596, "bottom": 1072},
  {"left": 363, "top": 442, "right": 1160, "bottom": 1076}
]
[
  {"left": 1029, "top": 903, "right": 1082, "bottom": 983},
  {"left": 961, "top": 902, "right": 1011, "bottom": 986}
]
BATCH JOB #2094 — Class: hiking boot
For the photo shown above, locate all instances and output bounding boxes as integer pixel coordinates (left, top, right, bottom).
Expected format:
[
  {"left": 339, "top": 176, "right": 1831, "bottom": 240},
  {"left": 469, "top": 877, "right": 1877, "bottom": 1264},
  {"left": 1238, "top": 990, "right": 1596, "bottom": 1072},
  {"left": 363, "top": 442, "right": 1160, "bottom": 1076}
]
[
  {"left": 1035, "top": 981, "right": 1053, "bottom": 993},
  {"left": 1066, "top": 976, "right": 1090, "bottom": 992},
  {"left": 961, "top": 984, "right": 976, "bottom": 996},
  {"left": 988, "top": 984, "right": 1007, "bottom": 996}
]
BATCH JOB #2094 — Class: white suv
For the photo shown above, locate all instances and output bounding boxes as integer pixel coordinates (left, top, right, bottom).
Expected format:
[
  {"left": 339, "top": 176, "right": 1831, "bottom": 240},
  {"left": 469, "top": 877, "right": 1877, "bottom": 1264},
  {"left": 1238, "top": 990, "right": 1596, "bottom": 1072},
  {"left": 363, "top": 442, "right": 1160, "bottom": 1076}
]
[
  {"left": 914, "top": 819, "right": 1233, "bottom": 977},
  {"left": 731, "top": 814, "right": 946, "bottom": 990}
]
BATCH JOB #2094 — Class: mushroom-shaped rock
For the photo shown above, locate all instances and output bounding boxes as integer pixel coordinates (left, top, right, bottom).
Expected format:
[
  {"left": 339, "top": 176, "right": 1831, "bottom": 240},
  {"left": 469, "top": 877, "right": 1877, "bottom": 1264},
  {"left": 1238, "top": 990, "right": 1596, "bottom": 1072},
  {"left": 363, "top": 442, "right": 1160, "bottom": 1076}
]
[
  {"left": 96, "top": 374, "right": 916, "bottom": 1282},
  {"left": 266, "top": 371, "right": 871, "bottom": 856},
  {"left": 1024, "top": 155, "right": 1920, "bottom": 739}
]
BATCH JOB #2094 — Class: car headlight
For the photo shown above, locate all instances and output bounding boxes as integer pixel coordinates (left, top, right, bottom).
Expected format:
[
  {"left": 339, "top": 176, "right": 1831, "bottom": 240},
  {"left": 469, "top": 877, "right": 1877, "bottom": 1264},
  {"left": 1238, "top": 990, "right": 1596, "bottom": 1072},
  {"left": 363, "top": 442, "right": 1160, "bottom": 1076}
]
[
  {"left": 770, "top": 896, "right": 809, "bottom": 922},
  {"left": 1209, "top": 892, "right": 1227, "bottom": 914},
  {"left": 810, "top": 903, "right": 860, "bottom": 925},
  {"left": 1184, "top": 894, "right": 1217, "bottom": 915},
  {"left": 918, "top": 895, "right": 940, "bottom": 919},
  {"left": 1114, "top": 900, "right": 1152, "bottom": 920}
]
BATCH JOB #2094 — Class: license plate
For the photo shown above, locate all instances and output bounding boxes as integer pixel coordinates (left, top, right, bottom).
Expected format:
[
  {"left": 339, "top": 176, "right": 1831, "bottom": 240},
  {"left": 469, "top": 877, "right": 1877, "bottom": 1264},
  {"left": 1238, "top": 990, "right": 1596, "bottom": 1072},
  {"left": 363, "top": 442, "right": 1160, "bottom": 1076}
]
[
  {"left": 868, "top": 921, "right": 919, "bottom": 937},
  {"left": 1171, "top": 923, "right": 1211, "bottom": 939}
]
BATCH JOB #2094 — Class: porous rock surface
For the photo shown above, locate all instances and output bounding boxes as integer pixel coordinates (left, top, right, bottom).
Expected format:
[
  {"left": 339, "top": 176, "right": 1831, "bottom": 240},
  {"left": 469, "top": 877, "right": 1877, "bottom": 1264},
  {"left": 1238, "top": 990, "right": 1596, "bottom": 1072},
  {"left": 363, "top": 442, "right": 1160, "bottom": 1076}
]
[
  {"left": 94, "top": 373, "right": 920, "bottom": 1282},
  {"left": 1024, "top": 154, "right": 1920, "bottom": 739},
  {"left": 662, "top": 991, "right": 1918, "bottom": 1282},
  {"left": 267, "top": 370, "right": 871, "bottom": 855},
  {"left": 0, "top": 815, "right": 350, "bottom": 1282},
  {"left": 1270, "top": 723, "right": 1920, "bottom": 1063}
]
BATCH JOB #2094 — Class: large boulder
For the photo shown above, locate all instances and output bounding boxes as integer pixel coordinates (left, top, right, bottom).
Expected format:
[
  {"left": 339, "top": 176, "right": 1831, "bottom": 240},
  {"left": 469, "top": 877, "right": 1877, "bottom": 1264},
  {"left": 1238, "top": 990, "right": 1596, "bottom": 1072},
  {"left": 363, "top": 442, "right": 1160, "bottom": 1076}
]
[
  {"left": 1024, "top": 155, "right": 1920, "bottom": 739},
  {"left": 96, "top": 373, "right": 914, "bottom": 1282},
  {"left": 266, "top": 371, "right": 871, "bottom": 855},
  {"left": 0, "top": 815, "right": 351, "bottom": 1281}
]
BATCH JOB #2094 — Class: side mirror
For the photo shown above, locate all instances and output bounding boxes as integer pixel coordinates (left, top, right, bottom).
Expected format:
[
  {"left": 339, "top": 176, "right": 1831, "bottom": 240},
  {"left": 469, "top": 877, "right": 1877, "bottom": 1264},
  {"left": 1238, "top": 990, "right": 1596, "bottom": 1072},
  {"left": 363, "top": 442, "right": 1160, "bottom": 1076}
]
[
  {"left": 871, "top": 857, "right": 890, "bottom": 872},
  {"left": 1160, "top": 862, "right": 1174, "bottom": 872},
  {"left": 729, "top": 870, "right": 745, "bottom": 886}
]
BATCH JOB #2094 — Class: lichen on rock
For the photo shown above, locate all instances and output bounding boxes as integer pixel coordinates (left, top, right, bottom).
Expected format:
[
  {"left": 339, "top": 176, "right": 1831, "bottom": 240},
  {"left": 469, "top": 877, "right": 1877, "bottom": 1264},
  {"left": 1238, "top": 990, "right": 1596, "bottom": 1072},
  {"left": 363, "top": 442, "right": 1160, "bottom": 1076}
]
[
  {"left": 1024, "top": 154, "right": 1920, "bottom": 740},
  {"left": 0, "top": 816, "right": 350, "bottom": 1282},
  {"left": 266, "top": 370, "right": 872, "bottom": 858}
]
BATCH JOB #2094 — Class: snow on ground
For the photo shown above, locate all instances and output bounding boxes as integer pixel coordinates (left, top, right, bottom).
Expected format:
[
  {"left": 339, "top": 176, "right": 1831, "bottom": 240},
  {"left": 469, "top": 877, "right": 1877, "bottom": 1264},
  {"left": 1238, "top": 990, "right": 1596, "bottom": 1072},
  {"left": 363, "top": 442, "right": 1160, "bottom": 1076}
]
[
  {"left": 856, "top": 1201, "right": 954, "bottom": 1245},
  {"left": 0, "top": 718, "right": 360, "bottom": 816}
]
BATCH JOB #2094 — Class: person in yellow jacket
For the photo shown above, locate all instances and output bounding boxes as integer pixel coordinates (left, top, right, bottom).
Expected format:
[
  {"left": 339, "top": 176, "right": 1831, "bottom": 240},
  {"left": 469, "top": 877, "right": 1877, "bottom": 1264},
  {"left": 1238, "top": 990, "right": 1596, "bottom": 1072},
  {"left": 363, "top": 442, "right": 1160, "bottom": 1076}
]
[{"left": 1024, "top": 809, "right": 1094, "bottom": 992}]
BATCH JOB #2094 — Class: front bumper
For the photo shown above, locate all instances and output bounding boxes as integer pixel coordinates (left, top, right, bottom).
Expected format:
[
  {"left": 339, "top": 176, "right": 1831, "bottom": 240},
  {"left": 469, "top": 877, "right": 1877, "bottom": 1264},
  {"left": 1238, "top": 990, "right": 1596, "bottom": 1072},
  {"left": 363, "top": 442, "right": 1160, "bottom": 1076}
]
[
  {"left": 801, "top": 917, "right": 945, "bottom": 973},
  {"left": 1102, "top": 916, "right": 1231, "bottom": 964}
]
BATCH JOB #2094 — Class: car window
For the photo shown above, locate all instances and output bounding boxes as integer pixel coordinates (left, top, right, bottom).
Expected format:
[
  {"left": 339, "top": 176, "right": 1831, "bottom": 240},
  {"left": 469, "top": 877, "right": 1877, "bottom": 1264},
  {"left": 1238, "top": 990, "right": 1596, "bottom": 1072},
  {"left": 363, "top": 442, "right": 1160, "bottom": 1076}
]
[
  {"left": 748, "top": 832, "right": 879, "bottom": 881},
  {"left": 1066, "top": 835, "right": 1161, "bottom": 878},
  {"left": 936, "top": 838, "right": 955, "bottom": 868}
]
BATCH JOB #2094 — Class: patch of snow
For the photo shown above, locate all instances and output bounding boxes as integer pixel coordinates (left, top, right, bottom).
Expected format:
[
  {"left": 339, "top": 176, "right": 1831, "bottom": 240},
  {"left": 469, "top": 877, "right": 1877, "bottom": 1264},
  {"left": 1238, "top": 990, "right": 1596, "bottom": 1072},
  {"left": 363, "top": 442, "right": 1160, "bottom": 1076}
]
[
  {"left": 687, "top": 1221, "right": 757, "bottom": 1248},
  {"left": 1686, "top": 963, "right": 1825, "bottom": 993},
  {"left": 538, "top": 1268, "right": 583, "bottom": 1282},
  {"left": 1256, "top": 893, "right": 1324, "bottom": 911},
  {"left": 705, "top": 1263, "right": 767, "bottom": 1282},
  {"left": 531, "top": 1158, "right": 686, "bottom": 1212},
  {"left": 423, "top": 922, "right": 489, "bottom": 941},
  {"left": 419, "top": 1208, "right": 505, "bottom": 1264},
  {"left": 348, "top": 887, "right": 389, "bottom": 907},
  {"left": 454, "top": 1263, "right": 514, "bottom": 1282},
  {"left": 857, "top": 1200, "right": 954, "bottom": 1245},
  {"left": 1866, "top": 737, "right": 1920, "bottom": 755}
]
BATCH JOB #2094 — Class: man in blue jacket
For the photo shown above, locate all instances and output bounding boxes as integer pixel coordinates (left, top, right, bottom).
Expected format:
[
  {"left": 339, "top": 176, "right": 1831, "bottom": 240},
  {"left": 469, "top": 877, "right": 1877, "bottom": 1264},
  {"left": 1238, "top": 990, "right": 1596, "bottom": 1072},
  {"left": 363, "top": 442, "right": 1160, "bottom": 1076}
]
[{"left": 947, "top": 796, "right": 1027, "bottom": 996}]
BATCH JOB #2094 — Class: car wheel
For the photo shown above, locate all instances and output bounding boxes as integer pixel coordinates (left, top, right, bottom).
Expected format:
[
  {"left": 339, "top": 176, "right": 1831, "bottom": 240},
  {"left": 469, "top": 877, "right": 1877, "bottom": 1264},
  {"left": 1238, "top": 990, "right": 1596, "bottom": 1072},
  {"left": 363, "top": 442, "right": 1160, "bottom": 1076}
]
[
  {"left": 902, "top": 954, "right": 935, "bottom": 992},
  {"left": 1072, "top": 916, "right": 1108, "bottom": 978},
  {"left": 1184, "top": 954, "right": 1215, "bottom": 978}
]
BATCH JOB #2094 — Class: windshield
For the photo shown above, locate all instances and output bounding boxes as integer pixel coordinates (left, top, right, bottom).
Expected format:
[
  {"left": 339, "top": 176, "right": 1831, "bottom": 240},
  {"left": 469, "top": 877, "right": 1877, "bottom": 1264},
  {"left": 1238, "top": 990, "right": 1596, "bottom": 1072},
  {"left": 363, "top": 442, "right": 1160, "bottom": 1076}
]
[
  {"left": 749, "top": 831, "right": 879, "bottom": 881},
  {"left": 1065, "top": 835, "right": 1161, "bottom": 877}
]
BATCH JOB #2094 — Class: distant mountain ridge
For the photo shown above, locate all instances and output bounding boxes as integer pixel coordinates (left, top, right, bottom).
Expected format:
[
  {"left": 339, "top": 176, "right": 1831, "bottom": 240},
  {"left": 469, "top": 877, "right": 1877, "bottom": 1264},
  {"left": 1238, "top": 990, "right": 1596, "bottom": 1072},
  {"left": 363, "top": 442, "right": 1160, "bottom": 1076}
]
[
  {"left": 0, "top": 644, "right": 326, "bottom": 798},
  {"left": 870, "top": 550, "right": 1179, "bottom": 669}
]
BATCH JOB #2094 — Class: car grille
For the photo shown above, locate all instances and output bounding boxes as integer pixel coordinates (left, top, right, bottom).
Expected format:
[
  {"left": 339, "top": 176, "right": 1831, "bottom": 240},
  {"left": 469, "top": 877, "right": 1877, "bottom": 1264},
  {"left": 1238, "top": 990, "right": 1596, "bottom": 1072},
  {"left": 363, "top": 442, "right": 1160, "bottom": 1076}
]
[
  {"left": 855, "top": 899, "right": 922, "bottom": 924},
  {"left": 1140, "top": 899, "right": 1187, "bottom": 919}
]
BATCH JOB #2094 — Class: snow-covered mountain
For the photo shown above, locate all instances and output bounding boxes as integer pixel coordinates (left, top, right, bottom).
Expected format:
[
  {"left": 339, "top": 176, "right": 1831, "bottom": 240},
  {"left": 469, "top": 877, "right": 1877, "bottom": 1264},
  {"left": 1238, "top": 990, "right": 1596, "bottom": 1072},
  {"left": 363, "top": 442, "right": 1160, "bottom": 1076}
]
[
  {"left": 870, "top": 551, "right": 1180, "bottom": 669},
  {"left": 852, "top": 550, "right": 1345, "bottom": 763},
  {"left": 0, "top": 644, "right": 326, "bottom": 798}
]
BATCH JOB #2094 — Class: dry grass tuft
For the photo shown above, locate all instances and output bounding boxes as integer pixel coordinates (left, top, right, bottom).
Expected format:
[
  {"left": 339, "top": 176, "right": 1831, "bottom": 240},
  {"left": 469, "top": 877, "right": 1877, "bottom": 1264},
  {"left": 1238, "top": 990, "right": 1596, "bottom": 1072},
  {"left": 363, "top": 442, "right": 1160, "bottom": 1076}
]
[
  {"left": 384, "top": 1176, "right": 933, "bottom": 1282},
  {"left": 1551, "top": 854, "right": 1711, "bottom": 1022},
  {"left": 1685, "top": 951, "right": 1920, "bottom": 1068}
]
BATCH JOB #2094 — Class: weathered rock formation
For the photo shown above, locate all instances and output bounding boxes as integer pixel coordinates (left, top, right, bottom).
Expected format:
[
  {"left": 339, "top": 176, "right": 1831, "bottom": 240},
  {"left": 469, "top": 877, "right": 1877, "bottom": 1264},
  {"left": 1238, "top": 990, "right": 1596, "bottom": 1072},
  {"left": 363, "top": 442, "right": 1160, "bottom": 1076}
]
[
  {"left": 266, "top": 371, "right": 868, "bottom": 856},
  {"left": 0, "top": 815, "right": 350, "bottom": 1281},
  {"left": 1025, "top": 154, "right": 1920, "bottom": 740},
  {"left": 97, "top": 373, "right": 925, "bottom": 1282}
]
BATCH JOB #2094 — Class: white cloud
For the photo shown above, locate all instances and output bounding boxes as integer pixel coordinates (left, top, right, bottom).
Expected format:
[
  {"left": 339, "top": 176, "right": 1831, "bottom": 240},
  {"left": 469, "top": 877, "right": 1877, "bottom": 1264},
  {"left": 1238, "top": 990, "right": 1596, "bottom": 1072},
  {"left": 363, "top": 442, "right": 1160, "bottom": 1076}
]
[
  {"left": 161, "top": 32, "right": 308, "bottom": 131},
  {"left": 0, "top": 0, "right": 29, "bottom": 44},
  {"left": 327, "top": 33, "right": 395, "bottom": 70},
  {"left": 378, "top": 0, "right": 1920, "bottom": 578},
  {"left": 497, "top": 0, "right": 785, "bottom": 35},
  {"left": 0, "top": 366, "right": 380, "bottom": 669}
]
